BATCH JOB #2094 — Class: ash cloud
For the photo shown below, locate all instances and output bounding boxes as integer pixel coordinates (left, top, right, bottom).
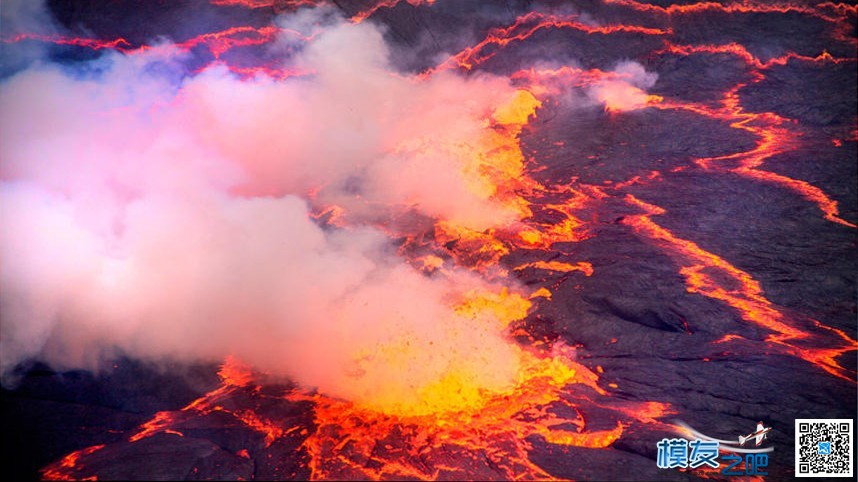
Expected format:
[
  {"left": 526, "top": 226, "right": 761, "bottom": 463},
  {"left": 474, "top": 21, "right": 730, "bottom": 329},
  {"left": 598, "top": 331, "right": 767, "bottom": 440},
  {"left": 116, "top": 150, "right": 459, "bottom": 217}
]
[{"left": 0, "top": 6, "right": 529, "bottom": 415}]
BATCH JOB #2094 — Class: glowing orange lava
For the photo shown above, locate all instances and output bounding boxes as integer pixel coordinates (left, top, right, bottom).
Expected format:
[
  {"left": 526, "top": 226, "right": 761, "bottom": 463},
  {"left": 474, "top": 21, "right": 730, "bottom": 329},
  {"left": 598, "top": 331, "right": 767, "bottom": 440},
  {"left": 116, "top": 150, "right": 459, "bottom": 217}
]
[
  {"left": 604, "top": 0, "right": 854, "bottom": 25},
  {"left": 2, "top": 33, "right": 133, "bottom": 51},
  {"left": 39, "top": 80, "right": 670, "bottom": 478},
  {"left": 2, "top": 25, "right": 310, "bottom": 67},
  {"left": 42, "top": 350, "right": 671, "bottom": 480},
  {"left": 623, "top": 194, "right": 856, "bottom": 381},
  {"left": 26, "top": 1, "right": 857, "bottom": 480},
  {"left": 351, "top": 0, "right": 437, "bottom": 23},
  {"left": 297, "top": 345, "right": 629, "bottom": 480},
  {"left": 514, "top": 260, "right": 594, "bottom": 276},
  {"left": 435, "top": 11, "right": 669, "bottom": 72},
  {"left": 652, "top": 43, "right": 857, "bottom": 227},
  {"left": 42, "top": 445, "right": 105, "bottom": 481}
]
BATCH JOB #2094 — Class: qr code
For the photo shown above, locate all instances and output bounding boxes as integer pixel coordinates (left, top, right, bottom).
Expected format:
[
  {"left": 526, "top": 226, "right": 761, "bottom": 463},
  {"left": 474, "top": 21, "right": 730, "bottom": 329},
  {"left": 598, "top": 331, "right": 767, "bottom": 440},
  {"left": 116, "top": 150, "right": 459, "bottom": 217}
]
[{"left": 795, "top": 419, "right": 853, "bottom": 477}]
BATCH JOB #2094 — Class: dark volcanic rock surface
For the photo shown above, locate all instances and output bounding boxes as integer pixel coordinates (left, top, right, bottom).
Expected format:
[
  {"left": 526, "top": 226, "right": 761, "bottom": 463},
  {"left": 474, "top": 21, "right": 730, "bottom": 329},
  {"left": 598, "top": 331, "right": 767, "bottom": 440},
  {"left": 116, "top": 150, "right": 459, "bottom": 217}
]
[{"left": 2, "top": 359, "right": 220, "bottom": 480}]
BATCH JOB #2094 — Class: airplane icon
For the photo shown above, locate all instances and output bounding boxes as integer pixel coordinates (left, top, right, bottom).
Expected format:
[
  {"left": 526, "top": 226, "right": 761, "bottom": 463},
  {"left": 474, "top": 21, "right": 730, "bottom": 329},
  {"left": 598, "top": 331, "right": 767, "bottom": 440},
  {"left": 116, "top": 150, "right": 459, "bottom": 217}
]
[{"left": 739, "top": 422, "right": 772, "bottom": 447}]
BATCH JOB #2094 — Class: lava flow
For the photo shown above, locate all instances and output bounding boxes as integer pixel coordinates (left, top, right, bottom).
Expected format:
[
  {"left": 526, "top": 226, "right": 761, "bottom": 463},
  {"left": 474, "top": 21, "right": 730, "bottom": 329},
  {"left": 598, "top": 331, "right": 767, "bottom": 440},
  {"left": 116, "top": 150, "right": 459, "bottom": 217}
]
[
  {"left": 24, "top": 10, "right": 666, "bottom": 479},
  {"left": 43, "top": 349, "right": 669, "bottom": 481},
  {"left": 652, "top": 43, "right": 857, "bottom": 227},
  {"left": 435, "top": 11, "right": 669, "bottom": 73},
  {"left": 622, "top": 194, "right": 857, "bottom": 381}
]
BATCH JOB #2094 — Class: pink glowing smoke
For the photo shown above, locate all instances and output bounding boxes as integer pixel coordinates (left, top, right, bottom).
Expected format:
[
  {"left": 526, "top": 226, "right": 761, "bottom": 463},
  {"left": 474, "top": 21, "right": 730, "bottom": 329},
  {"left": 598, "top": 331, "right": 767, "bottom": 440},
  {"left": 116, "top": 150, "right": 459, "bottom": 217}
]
[{"left": 1, "top": 9, "right": 528, "bottom": 413}]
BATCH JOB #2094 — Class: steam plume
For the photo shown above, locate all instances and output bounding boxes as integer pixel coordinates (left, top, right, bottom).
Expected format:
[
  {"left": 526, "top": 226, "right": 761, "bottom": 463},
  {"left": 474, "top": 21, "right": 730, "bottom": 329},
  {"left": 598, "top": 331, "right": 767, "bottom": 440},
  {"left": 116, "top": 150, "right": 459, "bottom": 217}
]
[
  {"left": 587, "top": 60, "right": 659, "bottom": 111},
  {"left": 1, "top": 8, "right": 532, "bottom": 415}
]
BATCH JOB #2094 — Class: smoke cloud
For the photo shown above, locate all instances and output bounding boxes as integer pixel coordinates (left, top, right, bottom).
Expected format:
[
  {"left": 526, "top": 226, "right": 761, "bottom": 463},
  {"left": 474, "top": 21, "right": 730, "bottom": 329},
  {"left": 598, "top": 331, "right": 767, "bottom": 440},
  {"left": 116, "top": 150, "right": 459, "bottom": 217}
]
[
  {"left": 586, "top": 60, "right": 659, "bottom": 111},
  {"left": 0, "top": 7, "right": 533, "bottom": 415},
  {"left": 0, "top": 0, "right": 61, "bottom": 74},
  {"left": 519, "top": 59, "right": 659, "bottom": 113}
]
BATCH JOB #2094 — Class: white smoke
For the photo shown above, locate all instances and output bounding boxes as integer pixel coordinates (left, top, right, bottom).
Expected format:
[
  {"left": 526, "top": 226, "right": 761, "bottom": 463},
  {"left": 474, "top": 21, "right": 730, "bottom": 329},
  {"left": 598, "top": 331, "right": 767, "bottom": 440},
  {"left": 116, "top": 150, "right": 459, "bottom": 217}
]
[
  {"left": 586, "top": 60, "right": 659, "bottom": 111},
  {"left": 0, "top": 8, "right": 531, "bottom": 415}
]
